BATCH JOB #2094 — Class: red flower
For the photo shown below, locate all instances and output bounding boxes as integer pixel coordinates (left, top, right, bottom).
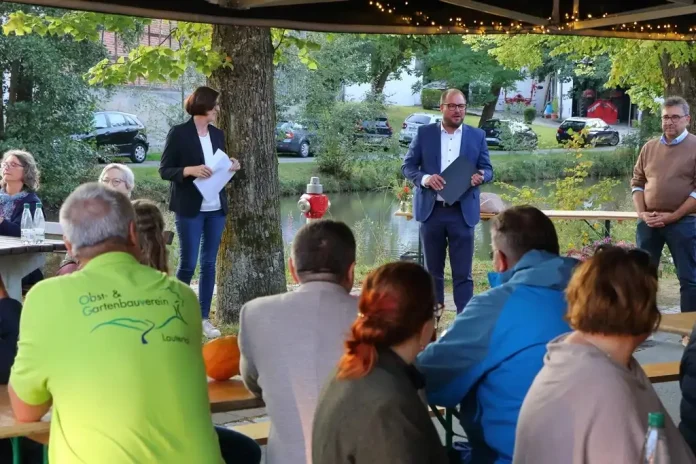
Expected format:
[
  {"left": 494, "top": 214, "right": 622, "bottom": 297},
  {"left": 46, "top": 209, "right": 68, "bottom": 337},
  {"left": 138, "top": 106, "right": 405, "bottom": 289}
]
[{"left": 403, "top": 186, "right": 410, "bottom": 194}]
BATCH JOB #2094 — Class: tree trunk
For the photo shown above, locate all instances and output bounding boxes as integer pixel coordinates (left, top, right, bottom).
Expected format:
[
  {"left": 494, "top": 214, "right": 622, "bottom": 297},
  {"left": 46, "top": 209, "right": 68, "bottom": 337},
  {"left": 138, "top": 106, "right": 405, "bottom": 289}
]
[
  {"left": 478, "top": 83, "right": 502, "bottom": 127},
  {"left": 372, "top": 54, "right": 403, "bottom": 95},
  {"left": 209, "top": 24, "right": 286, "bottom": 324},
  {"left": 660, "top": 50, "right": 696, "bottom": 132}
]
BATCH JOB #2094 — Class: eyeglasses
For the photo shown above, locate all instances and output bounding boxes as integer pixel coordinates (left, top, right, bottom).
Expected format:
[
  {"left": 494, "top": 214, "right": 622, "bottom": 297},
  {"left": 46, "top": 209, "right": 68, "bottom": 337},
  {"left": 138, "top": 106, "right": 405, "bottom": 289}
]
[
  {"left": 1, "top": 162, "right": 22, "bottom": 170},
  {"left": 444, "top": 104, "right": 467, "bottom": 111},
  {"left": 101, "top": 177, "right": 126, "bottom": 187},
  {"left": 662, "top": 115, "right": 688, "bottom": 122}
]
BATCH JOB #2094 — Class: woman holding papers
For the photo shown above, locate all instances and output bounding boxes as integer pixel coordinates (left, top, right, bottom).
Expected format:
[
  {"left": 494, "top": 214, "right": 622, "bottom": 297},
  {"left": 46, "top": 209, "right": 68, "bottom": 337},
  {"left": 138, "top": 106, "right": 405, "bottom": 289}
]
[{"left": 159, "top": 86, "right": 241, "bottom": 339}]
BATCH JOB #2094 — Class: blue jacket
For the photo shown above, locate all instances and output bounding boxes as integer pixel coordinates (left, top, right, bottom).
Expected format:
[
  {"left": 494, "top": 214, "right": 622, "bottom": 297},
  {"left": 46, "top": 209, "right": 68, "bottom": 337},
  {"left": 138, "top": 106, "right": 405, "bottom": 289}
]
[
  {"left": 401, "top": 123, "right": 493, "bottom": 227},
  {"left": 416, "top": 250, "right": 577, "bottom": 464}
]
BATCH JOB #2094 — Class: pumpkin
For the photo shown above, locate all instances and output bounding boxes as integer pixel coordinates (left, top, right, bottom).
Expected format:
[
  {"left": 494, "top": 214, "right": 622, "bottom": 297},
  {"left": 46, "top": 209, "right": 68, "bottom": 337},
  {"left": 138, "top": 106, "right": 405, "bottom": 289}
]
[{"left": 203, "top": 335, "right": 241, "bottom": 381}]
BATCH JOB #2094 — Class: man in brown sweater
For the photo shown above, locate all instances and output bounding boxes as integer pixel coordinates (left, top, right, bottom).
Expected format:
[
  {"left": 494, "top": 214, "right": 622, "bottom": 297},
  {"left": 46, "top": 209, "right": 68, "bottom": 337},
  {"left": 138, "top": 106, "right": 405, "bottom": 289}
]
[{"left": 631, "top": 95, "right": 696, "bottom": 313}]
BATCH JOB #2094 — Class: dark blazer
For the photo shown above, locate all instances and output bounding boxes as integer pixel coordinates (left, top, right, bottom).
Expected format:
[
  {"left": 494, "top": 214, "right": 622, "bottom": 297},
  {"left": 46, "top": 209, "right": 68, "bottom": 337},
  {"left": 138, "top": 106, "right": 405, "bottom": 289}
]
[
  {"left": 159, "top": 118, "right": 228, "bottom": 218},
  {"left": 312, "top": 348, "right": 448, "bottom": 464},
  {"left": 402, "top": 123, "right": 493, "bottom": 227},
  {"left": 0, "top": 191, "right": 40, "bottom": 237},
  {"left": 680, "top": 325, "right": 696, "bottom": 455}
]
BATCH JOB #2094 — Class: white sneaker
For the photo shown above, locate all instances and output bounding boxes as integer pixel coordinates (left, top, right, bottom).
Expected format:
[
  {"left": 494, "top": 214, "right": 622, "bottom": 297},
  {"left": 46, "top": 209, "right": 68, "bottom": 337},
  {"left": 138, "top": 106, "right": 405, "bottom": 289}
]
[{"left": 203, "top": 319, "right": 221, "bottom": 338}]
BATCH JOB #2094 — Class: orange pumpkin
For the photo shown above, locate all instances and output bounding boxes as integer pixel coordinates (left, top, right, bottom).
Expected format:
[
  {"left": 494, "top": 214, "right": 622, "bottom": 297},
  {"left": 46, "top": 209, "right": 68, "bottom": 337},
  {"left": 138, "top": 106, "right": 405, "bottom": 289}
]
[{"left": 203, "top": 335, "right": 241, "bottom": 381}]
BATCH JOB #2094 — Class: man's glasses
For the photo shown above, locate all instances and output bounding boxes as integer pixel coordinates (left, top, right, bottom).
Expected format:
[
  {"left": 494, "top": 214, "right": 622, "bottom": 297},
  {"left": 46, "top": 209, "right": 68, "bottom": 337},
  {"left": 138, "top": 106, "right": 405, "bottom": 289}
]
[
  {"left": 444, "top": 104, "right": 467, "bottom": 111},
  {"left": 1, "top": 162, "right": 22, "bottom": 170},
  {"left": 662, "top": 115, "right": 687, "bottom": 123},
  {"left": 101, "top": 178, "right": 126, "bottom": 187}
]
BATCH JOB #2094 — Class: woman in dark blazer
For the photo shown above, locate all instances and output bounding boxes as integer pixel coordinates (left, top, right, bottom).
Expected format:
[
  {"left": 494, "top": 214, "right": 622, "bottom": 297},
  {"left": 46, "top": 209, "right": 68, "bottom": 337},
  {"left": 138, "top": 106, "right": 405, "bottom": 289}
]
[
  {"left": 159, "top": 86, "right": 240, "bottom": 339},
  {"left": 312, "top": 262, "right": 448, "bottom": 464}
]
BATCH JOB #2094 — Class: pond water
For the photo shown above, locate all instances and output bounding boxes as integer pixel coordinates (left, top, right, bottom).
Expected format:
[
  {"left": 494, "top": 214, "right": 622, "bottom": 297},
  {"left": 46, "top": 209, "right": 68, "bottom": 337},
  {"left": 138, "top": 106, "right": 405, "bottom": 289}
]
[{"left": 279, "top": 177, "right": 635, "bottom": 264}]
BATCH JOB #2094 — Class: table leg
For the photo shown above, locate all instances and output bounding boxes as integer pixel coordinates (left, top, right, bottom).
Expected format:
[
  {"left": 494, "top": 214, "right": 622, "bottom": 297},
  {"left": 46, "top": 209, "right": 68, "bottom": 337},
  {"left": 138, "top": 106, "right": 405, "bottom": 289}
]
[
  {"left": 445, "top": 408, "right": 454, "bottom": 450},
  {"left": 11, "top": 437, "right": 22, "bottom": 464},
  {"left": 604, "top": 219, "right": 611, "bottom": 238},
  {"left": 0, "top": 254, "right": 46, "bottom": 302}
]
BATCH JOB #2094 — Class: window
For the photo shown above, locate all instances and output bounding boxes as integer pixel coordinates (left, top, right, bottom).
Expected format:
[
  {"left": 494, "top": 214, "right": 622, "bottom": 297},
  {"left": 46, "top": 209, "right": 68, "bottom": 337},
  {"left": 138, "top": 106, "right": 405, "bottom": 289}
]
[
  {"left": 93, "top": 114, "right": 108, "bottom": 130},
  {"left": 108, "top": 113, "right": 128, "bottom": 127},
  {"left": 125, "top": 115, "right": 138, "bottom": 126},
  {"left": 407, "top": 115, "right": 432, "bottom": 125}
]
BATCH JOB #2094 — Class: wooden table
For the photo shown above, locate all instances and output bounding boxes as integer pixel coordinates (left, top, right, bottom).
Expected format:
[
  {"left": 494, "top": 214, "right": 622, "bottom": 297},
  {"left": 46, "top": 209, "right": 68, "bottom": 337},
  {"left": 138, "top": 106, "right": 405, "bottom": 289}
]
[
  {"left": 0, "top": 236, "right": 66, "bottom": 302},
  {"left": 658, "top": 313, "right": 696, "bottom": 337},
  {"left": 644, "top": 361, "right": 680, "bottom": 384},
  {"left": 0, "top": 379, "right": 264, "bottom": 440}
]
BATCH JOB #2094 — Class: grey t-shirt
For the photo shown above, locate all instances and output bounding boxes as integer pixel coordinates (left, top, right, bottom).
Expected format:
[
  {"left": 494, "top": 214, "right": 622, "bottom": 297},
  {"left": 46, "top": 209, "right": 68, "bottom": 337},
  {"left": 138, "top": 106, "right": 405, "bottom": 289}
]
[{"left": 513, "top": 334, "right": 696, "bottom": 464}]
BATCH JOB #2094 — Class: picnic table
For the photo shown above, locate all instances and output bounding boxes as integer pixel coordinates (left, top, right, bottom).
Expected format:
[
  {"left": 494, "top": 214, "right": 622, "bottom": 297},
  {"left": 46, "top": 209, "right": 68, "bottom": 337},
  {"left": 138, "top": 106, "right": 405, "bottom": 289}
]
[
  {"left": 0, "top": 378, "right": 265, "bottom": 463},
  {"left": 658, "top": 313, "right": 696, "bottom": 337},
  {"left": 0, "top": 236, "right": 66, "bottom": 302}
]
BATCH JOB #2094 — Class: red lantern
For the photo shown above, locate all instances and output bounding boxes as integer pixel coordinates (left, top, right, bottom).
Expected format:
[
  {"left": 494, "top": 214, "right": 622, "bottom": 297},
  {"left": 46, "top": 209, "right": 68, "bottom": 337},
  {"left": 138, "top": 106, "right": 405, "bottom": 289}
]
[{"left": 582, "top": 89, "right": 596, "bottom": 99}]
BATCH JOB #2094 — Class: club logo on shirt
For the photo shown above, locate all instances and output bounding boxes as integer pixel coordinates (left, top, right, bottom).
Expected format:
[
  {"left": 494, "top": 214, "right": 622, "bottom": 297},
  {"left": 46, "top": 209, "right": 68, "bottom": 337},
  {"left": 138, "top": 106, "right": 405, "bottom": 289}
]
[{"left": 81, "top": 283, "right": 187, "bottom": 345}]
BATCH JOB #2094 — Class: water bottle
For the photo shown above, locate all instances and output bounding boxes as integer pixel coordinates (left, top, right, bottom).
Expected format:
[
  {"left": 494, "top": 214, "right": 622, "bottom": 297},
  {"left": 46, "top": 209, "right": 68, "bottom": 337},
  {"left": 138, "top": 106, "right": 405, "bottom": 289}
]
[
  {"left": 20, "top": 204, "right": 34, "bottom": 245},
  {"left": 641, "top": 412, "right": 670, "bottom": 463},
  {"left": 33, "top": 202, "right": 45, "bottom": 244}
]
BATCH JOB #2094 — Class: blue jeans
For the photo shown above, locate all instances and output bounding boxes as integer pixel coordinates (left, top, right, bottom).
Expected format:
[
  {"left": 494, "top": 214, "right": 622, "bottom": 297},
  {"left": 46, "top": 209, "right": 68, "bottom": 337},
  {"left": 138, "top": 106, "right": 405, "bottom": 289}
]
[
  {"left": 216, "top": 426, "right": 261, "bottom": 464},
  {"left": 637, "top": 216, "right": 696, "bottom": 312},
  {"left": 175, "top": 210, "right": 226, "bottom": 319},
  {"left": 420, "top": 204, "right": 475, "bottom": 314}
]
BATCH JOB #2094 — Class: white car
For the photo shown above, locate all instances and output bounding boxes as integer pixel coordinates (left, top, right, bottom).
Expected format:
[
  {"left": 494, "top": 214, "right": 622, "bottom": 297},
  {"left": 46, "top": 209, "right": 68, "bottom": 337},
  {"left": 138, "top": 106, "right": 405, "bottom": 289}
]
[{"left": 399, "top": 113, "right": 442, "bottom": 145}]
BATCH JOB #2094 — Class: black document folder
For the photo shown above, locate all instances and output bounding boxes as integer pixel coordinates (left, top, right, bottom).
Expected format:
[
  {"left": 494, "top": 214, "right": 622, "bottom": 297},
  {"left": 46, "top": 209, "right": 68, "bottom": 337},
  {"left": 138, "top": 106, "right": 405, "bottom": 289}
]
[{"left": 438, "top": 155, "right": 480, "bottom": 205}]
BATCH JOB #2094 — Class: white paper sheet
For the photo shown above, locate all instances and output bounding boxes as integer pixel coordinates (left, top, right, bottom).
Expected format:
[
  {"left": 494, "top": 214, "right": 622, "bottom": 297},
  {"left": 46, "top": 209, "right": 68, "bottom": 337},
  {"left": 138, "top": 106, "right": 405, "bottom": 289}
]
[{"left": 193, "top": 149, "right": 235, "bottom": 202}]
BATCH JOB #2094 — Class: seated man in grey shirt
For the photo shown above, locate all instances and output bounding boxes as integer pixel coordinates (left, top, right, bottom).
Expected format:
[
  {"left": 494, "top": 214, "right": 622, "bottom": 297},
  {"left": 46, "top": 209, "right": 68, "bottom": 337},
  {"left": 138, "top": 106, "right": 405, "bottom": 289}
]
[{"left": 238, "top": 220, "right": 359, "bottom": 464}]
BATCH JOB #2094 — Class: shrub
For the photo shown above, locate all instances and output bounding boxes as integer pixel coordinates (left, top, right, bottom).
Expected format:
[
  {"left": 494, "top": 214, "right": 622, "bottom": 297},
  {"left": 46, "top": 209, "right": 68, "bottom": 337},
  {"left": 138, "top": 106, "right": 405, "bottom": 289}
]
[
  {"left": 421, "top": 89, "right": 441, "bottom": 109},
  {"left": 523, "top": 107, "right": 536, "bottom": 124}
]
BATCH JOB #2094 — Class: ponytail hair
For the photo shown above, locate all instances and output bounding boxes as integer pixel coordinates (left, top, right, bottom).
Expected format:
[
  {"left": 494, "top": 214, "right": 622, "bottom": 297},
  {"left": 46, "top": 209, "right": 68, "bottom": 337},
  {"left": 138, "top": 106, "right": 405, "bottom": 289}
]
[
  {"left": 336, "top": 262, "right": 436, "bottom": 380},
  {"left": 132, "top": 199, "right": 169, "bottom": 274}
]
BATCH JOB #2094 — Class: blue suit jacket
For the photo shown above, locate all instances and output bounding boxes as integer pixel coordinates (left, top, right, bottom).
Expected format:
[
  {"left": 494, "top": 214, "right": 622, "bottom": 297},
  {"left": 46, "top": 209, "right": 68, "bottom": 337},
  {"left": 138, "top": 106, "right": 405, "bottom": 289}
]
[{"left": 401, "top": 123, "right": 493, "bottom": 227}]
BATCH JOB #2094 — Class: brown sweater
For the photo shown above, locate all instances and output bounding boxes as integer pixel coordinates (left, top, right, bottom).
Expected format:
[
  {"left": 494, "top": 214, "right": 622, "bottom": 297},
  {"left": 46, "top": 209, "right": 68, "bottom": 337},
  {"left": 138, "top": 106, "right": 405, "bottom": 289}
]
[{"left": 631, "top": 134, "right": 696, "bottom": 212}]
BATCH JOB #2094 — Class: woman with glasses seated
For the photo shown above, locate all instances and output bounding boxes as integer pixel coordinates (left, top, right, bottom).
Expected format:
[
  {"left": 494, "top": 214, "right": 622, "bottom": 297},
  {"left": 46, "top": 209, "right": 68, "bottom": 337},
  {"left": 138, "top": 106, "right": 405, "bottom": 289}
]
[
  {"left": 0, "top": 150, "right": 44, "bottom": 289},
  {"left": 513, "top": 246, "right": 696, "bottom": 464},
  {"left": 57, "top": 163, "right": 135, "bottom": 275}
]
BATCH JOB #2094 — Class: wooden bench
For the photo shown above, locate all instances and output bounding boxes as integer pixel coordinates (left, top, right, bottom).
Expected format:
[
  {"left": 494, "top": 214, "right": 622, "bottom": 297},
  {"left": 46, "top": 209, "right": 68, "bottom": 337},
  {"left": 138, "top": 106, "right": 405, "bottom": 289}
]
[
  {"left": 658, "top": 313, "right": 696, "bottom": 337},
  {"left": 644, "top": 361, "right": 680, "bottom": 384}
]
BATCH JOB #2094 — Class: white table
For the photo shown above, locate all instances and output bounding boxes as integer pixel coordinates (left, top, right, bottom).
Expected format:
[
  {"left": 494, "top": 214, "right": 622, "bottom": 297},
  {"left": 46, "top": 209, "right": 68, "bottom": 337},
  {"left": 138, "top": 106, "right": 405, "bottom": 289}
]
[{"left": 0, "top": 236, "right": 66, "bottom": 302}]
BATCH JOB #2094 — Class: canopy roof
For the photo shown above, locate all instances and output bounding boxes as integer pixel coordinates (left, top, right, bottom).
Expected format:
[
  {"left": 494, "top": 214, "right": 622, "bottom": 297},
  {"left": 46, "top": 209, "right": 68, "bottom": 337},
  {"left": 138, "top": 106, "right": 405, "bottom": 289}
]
[{"left": 14, "top": 0, "right": 696, "bottom": 40}]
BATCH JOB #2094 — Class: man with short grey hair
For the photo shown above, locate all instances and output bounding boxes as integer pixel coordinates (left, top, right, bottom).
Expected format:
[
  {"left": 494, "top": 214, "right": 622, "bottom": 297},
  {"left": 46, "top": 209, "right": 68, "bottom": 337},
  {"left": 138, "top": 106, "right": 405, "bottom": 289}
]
[
  {"left": 8, "top": 183, "right": 261, "bottom": 463},
  {"left": 239, "top": 219, "right": 359, "bottom": 464},
  {"left": 632, "top": 95, "right": 696, "bottom": 313}
]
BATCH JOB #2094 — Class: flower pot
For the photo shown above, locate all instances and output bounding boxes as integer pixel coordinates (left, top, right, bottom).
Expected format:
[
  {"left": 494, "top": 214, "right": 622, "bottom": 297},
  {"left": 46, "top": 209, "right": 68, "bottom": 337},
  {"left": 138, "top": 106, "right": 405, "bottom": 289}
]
[{"left": 399, "top": 201, "right": 410, "bottom": 212}]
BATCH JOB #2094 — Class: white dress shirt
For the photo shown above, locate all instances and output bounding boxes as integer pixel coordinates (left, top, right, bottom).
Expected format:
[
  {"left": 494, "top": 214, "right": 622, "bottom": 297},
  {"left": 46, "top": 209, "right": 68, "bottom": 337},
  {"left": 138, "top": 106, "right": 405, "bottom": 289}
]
[
  {"left": 199, "top": 133, "right": 222, "bottom": 212},
  {"left": 422, "top": 123, "right": 463, "bottom": 201}
]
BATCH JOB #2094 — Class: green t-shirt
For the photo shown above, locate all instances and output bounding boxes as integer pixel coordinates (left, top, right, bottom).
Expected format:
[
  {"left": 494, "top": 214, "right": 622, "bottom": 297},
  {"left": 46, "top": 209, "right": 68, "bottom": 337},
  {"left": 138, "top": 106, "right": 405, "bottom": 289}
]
[{"left": 10, "top": 252, "right": 223, "bottom": 464}]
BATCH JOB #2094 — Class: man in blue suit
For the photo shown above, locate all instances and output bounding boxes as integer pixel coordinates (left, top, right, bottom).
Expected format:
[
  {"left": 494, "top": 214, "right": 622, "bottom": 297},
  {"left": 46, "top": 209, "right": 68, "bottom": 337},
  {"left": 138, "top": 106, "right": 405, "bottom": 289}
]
[{"left": 402, "top": 89, "right": 493, "bottom": 313}]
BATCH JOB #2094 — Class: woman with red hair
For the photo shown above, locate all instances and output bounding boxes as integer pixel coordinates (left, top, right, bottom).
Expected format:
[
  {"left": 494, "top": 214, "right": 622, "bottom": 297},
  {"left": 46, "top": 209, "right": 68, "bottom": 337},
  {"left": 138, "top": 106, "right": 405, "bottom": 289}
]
[{"left": 312, "top": 261, "right": 447, "bottom": 464}]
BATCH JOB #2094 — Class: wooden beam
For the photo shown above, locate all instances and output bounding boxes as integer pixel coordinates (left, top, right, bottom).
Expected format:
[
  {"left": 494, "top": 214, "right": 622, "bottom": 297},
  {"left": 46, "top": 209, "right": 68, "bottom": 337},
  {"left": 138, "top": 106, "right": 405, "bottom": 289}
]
[
  {"left": 667, "top": 0, "right": 693, "bottom": 4},
  {"left": 571, "top": 3, "right": 696, "bottom": 30},
  {"left": 552, "top": 0, "right": 560, "bottom": 24},
  {"left": 440, "top": 0, "right": 549, "bottom": 26},
  {"left": 220, "top": 0, "right": 346, "bottom": 9},
  {"left": 573, "top": 0, "right": 580, "bottom": 17}
]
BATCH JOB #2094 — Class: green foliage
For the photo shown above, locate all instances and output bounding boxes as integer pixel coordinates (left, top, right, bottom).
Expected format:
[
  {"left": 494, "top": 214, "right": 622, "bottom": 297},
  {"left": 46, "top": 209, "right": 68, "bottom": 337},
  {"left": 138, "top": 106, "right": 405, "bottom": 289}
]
[
  {"left": 523, "top": 107, "right": 536, "bottom": 124},
  {"left": 314, "top": 97, "right": 401, "bottom": 182},
  {"left": 623, "top": 111, "right": 662, "bottom": 153},
  {"left": 4, "top": 10, "right": 321, "bottom": 86},
  {"left": 421, "top": 89, "right": 441, "bottom": 109}
]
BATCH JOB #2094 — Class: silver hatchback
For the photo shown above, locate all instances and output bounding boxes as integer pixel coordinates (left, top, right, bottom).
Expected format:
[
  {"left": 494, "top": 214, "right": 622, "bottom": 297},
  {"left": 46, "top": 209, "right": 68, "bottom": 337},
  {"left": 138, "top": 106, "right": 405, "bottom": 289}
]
[{"left": 399, "top": 113, "right": 442, "bottom": 145}]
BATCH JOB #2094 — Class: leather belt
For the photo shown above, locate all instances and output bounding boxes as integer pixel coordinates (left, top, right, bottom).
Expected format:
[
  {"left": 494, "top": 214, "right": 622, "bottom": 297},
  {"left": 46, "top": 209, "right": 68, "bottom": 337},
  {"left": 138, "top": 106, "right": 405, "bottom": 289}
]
[{"left": 435, "top": 201, "right": 460, "bottom": 208}]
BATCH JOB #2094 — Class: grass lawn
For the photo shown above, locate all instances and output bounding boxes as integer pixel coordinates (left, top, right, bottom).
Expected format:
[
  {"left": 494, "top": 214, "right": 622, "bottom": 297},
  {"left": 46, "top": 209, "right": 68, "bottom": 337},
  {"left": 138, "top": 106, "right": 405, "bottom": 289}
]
[
  {"left": 146, "top": 152, "right": 162, "bottom": 162},
  {"left": 385, "top": 105, "right": 560, "bottom": 149}
]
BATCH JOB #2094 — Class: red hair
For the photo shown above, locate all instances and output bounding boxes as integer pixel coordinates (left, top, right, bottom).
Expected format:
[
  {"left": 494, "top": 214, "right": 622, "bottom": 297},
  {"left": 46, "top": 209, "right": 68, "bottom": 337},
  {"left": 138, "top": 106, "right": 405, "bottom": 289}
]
[{"left": 336, "top": 262, "right": 436, "bottom": 380}]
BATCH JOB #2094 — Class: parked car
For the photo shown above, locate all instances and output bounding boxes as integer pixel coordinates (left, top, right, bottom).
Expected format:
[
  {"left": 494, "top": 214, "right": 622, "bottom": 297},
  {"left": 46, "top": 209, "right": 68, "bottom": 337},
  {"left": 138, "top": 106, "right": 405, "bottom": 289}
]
[
  {"left": 276, "top": 121, "right": 316, "bottom": 157},
  {"left": 399, "top": 113, "right": 442, "bottom": 145},
  {"left": 356, "top": 117, "right": 393, "bottom": 146},
  {"left": 556, "top": 117, "right": 620, "bottom": 146},
  {"left": 74, "top": 111, "right": 150, "bottom": 163},
  {"left": 481, "top": 118, "right": 538, "bottom": 149}
]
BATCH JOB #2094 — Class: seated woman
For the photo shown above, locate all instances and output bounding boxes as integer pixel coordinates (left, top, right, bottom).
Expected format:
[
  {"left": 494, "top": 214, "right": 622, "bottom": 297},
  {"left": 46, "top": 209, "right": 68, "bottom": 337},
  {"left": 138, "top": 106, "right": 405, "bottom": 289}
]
[
  {"left": 513, "top": 246, "right": 696, "bottom": 464},
  {"left": 132, "top": 199, "right": 169, "bottom": 274},
  {"left": 0, "top": 150, "right": 43, "bottom": 288},
  {"left": 312, "top": 261, "right": 448, "bottom": 464},
  {"left": 57, "top": 163, "right": 135, "bottom": 275}
]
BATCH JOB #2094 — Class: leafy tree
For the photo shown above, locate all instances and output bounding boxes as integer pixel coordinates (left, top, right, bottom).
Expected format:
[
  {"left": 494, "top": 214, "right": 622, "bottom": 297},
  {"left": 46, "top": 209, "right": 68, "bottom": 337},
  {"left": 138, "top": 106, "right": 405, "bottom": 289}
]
[
  {"left": 421, "top": 36, "right": 522, "bottom": 126},
  {"left": 467, "top": 35, "right": 696, "bottom": 129},
  {"left": 5, "top": 8, "right": 321, "bottom": 322},
  {"left": 0, "top": 4, "right": 106, "bottom": 209}
]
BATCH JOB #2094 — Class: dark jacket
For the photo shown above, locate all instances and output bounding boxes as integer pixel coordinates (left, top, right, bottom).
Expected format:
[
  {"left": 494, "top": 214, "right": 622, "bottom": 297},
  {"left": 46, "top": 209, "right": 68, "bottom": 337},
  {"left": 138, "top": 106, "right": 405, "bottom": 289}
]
[
  {"left": 159, "top": 118, "right": 228, "bottom": 218},
  {"left": 680, "top": 325, "right": 696, "bottom": 454},
  {"left": 312, "top": 348, "right": 448, "bottom": 464},
  {"left": 0, "top": 191, "right": 40, "bottom": 237},
  {"left": 0, "top": 297, "right": 22, "bottom": 384}
]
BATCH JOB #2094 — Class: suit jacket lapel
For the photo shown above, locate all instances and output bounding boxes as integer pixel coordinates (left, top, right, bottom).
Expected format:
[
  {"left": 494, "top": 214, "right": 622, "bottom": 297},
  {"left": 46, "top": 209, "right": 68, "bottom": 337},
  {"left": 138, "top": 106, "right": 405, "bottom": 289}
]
[
  {"left": 434, "top": 123, "right": 442, "bottom": 174},
  {"left": 459, "top": 125, "right": 468, "bottom": 159},
  {"left": 187, "top": 118, "right": 206, "bottom": 165}
]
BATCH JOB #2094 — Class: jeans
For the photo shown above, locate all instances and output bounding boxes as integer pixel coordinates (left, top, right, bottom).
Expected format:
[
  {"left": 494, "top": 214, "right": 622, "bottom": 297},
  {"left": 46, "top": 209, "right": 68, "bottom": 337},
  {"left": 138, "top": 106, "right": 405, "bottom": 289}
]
[
  {"left": 216, "top": 426, "right": 262, "bottom": 464},
  {"left": 175, "top": 210, "right": 226, "bottom": 319},
  {"left": 420, "top": 204, "right": 475, "bottom": 314},
  {"left": 637, "top": 216, "right": 696, "bottom": 312}
]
